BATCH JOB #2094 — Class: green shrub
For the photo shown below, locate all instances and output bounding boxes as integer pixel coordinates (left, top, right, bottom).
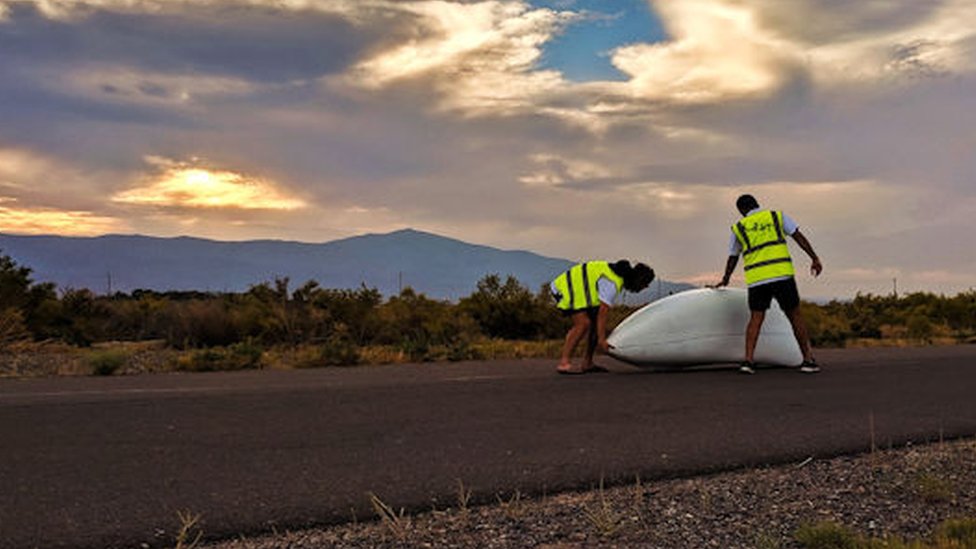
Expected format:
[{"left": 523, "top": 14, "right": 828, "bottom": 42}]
[
  {"left": 915, "top": 472, "right": 953, "bottom": 503},
  {"left": 795, "top": 521, "right": 859, "bottom": 549},
  {"left": 804, "top": 302, "right": 851, "bottom": 348},
  {"left": 795, "top": 518, "right": 976, "bottom": 549},
  {"left": 936, "top": 518, "right": 976, "bottom": 545},
  {"left": 8, "top": 246, "right": 976, "bottom": 353},
  {"left": 399, "top": 337, "right": 432, "bottom": 362},
  {"left": 0, "top": 307, "right": 30, "bottom": 348},
  {"left": 906, "top": 313, "right": 935, "bottom": 342},
  {"left": 178, "top": 341, "right": 264, "bottom": 372},
  {"left": 446, "top": 338, "right": 484, "bottom": 362},
  {"left": 459, "top": 274, "right": 551, "bottom": 340},
  {"left": 319, "top": 334, "right": 361, "bottom": 366},
  {"left": 88, "top": 350, "right": 128, "bottom": 376}
]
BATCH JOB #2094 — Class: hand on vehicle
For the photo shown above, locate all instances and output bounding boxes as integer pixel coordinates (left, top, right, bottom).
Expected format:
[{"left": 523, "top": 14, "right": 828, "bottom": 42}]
[{"left": 708, "top": 278, "right": 729, "bottom": 289}]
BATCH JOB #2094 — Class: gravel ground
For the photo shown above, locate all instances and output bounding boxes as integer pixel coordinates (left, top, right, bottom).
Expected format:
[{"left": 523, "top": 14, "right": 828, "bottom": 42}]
[{"left": 203, "top": 438, "right": 976, "bottom": 549}]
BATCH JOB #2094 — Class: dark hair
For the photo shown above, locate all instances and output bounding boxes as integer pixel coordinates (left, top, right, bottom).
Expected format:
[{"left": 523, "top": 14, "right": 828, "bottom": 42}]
[
  {"left": 610, "top": 260, "right": 656, "bottom": 292},
  {"left": 736, "top": 194, "right": 760, "bottom": 215}
]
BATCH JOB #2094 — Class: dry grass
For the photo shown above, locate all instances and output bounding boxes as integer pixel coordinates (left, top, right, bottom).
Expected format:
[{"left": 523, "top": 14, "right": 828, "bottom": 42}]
[
  {"left": 174, "top": 510, "right": 203, "bottom": 549},
  {"left": 455, "top": 479, "right": 473, "bottom": 515},
  {"left": 202, "top": 438, "right": 976, "bottom": 549},
  {"left": 367, "top": 492, "right": 407, "bottom": 541},
  {"left": 846, "top": 337, "right": 962, "bottom": 349},
  {"left": 582, "top": 477, "right": 622, "bottom": 538},
  {"left": 0, "top": 338, "right": 566, "bottom": 378},
  {"left": 796, "top": 518, "right": 976, "bottom": 548},
  {"left": 2, "top": 334, "right": 970, "bottom": 379}
]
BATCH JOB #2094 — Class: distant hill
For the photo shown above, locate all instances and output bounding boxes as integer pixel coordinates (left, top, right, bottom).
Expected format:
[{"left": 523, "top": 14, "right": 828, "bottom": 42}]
[{"left": 0, "top": 229, "right": 693, "bottom": 301}]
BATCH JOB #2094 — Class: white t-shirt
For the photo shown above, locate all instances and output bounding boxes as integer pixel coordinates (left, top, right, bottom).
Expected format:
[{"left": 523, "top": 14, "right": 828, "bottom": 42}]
[
  {"left": 550, "top": 276, "right": 619, "bottom": 306},
  {"left": 728, "top": 208, "right": 798, "bottom": 287}
]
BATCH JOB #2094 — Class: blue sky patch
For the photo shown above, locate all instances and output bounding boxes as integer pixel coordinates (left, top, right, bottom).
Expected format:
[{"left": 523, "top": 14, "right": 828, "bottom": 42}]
[{"left": 532, "top": 0, "right": 667, "bottom": 81}]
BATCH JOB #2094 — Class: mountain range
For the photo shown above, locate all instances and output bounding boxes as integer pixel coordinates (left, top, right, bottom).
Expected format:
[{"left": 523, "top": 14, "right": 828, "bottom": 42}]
[{"left": 0, "top": 229, "right": 693, "bottom": 302}]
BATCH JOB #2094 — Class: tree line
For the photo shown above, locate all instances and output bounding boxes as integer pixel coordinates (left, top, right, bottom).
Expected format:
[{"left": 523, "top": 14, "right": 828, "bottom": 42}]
[
  {"left": 803, "top": 290, "right": 976, "bottom": 346},
  {"left": 2, "top": 250, "right": 974, "bottom": 363},
  {"left": 1, "top": 250, "right": 573, "bottom": 362}
]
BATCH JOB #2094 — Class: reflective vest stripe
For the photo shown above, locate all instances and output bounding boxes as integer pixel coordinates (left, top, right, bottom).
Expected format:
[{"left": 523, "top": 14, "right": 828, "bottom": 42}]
[
  {"left": 552, "top": 261, "right": 624, "bottom": 311},
  {"left": 733, "top": 210, "right": 795, "bottom": 285},
  {"left": 563, "top": 270, "right": 574, "bottom": 308},
  {"left": 771, "top": 210, "right": 785, "bottom": 242},
  {"left": 735, "top": 221, "right": 752, "bottom": 250},
  {"left": 744, "top": 257, "right": 793, "bottom": 271},
  {"left": 742, "top": 236, "right": 788, "bottom": 256},
  {"left": 581, "top": 262, "right": 591, "bottom": 307}
]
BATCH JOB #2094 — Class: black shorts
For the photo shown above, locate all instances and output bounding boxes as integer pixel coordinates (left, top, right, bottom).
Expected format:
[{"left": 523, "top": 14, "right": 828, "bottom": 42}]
[
  {"left": 748, "top": 278, "right": 800, "bottom": 312},
  {"left": 561, "top": 306, "right": 599, "bottom": 318}
]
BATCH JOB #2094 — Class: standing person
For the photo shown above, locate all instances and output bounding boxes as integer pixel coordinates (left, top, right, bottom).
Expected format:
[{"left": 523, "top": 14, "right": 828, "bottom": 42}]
[
  {"left": 713, "top": 194, "right": 823, "bottom": 374},
  {"left": 551, "top": 260, "right": 655, "bottom": 375}
]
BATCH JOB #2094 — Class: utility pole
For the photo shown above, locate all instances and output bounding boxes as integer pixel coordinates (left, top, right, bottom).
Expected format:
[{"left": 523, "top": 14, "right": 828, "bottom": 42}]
[
  {"left": 106, "top": 271, "right": 112, "bottom": 296},
  {"left": 893, "top": 277, "right": 898, "bottom": 299}
]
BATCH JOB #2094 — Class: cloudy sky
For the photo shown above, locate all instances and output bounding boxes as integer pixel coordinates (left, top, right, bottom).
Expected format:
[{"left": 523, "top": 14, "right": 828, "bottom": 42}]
[{"left": 1, "top": 0, "right": 973, "bottom": 299}]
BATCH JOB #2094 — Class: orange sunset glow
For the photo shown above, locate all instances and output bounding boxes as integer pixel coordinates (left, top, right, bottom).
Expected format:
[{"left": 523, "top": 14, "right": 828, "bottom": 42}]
[
  {"left": 113, "top": 164, "right": 305, "bottom": 211},
  {"left": 0, "top": 198, "right": 124, "bottom": 235}
]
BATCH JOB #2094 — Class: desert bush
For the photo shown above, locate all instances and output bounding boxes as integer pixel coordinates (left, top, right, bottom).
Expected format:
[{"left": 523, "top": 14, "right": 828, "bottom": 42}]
[
  {"left": 445, "top": 334, "right": 485, "bottom": 362},
  {"left": 102, "top": 294, "right": 171, "bottom": 341},
  {"left": 459, "top": 274, "right": 549, "bottom": 340},
  {"left": 306, "top": 285, "right": 383, "bottom": 345},
  {"left": 177, "top": 340, "right": 264, "bottom": 372},
  {"left": 58, "top": 288, "right": 112, "bottom": 346},
  {"left": 398, "top": 335, "right": 433, "bottom": 362},
  {"left": 803, "top": 301, "right": 851, "bottom": 347},
  {"left": 936, "top": 518, "right": 976, "bottom": 546},
  {"left": 375, "top": 288, "right": 478, "bottom": 350},
  {"left": 7, "top": 249, "right": 976, "bottom": 354},
  {"left": 1, "top": 250, "right": 62, "bottom": 340},
  {"left": 0, "top": 307, "right": 30, "bottom": 348},
  {"left": 913, "top": 472, "right": 953, "bottom": 503},
  {"left": 0, "top": 251, "right": 34, "bottom": 309},
  {"left": 241, "top": 279, "right": 292, "bottom": 343},
  {"left": 795, "top": 521, "right": 858, "bottom": 549},
  {"left": 795, "top": 517, "right": 976, "bottom": 549},
  {"left": 318, "top": 326, "right": 361, "bottom": 366},
  {"left": 87, "top": 350, "right": 128, "bottom": 376},
  {"left": 942, "top": 291, "right": 976, "bottom": 332},
  {"left": 906, "top": 313, "right": 935, "bottom": 342},
  {"left": 165, "top": 300, "right": 242, "bottom": 348}
]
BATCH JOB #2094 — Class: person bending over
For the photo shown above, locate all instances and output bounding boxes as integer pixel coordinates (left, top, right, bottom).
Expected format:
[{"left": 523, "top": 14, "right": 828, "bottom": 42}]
[{"left": 551, "top": 260, "right": 654, "bottom": 375}]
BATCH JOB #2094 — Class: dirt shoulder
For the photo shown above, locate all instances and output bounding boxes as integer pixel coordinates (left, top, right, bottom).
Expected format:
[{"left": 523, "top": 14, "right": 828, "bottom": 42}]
[{"left": 203, "top": 438, "right": 976, "bottom": 549}]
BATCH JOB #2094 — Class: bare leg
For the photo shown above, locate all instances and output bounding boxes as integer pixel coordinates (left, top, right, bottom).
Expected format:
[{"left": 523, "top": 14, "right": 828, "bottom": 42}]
[
  {"left": 785, "top": 305, "right": 815, "bottom": 363},
  {"left": 745, "top": 310, "right": 765, "bottom": 363},
  {"left": 582, "top": 309, "right": 599, "bottom": 370},
  {"left": 558, "top": 312, "right": 591, "bottom": 371}
]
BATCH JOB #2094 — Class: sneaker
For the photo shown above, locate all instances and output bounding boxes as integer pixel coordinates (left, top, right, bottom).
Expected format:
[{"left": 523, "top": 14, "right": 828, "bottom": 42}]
[
  {"left": 799, "top": 360, "right": 821, "bottom": 374},
  {"left": 738, "top": 361, "right": 756, "bottom": 375}
]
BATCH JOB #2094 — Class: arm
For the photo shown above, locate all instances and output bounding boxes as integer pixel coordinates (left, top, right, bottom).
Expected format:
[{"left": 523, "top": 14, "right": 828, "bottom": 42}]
[
  {"left": 791, "top": 229, "right": 823, "bottom": 277},
  {"left": 597, "top": 302, "right": 611, "bottom": 352},
  {"left": 713, "top": 255, "right": 738, "bottom": 288}
]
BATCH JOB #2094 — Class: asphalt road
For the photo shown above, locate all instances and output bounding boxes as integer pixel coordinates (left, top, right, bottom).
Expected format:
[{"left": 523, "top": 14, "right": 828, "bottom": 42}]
[{"left": 2, "top": 346, "right": 975, "bottom": 548}]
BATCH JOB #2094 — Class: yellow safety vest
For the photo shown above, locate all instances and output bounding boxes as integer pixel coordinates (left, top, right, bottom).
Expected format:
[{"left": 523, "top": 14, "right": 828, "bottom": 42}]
[
  {"left": 552, "top": 261, "right": 624, "bottom": 311},
  {"left": 732, "top": 210, "right": 795, "bottom": 286}
]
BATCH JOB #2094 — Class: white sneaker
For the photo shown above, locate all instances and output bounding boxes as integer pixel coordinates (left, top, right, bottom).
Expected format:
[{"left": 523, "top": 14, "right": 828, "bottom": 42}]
[
  {"left": 799, "top": 361, "right": 821, "bottom": 374},
  {"left": 738, "top": 362, "right": 756, "bottom": 375}
]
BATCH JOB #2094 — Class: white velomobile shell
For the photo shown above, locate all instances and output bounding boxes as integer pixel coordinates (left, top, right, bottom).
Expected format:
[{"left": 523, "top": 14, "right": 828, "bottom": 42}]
[{"left": 607, "top": 288, "right": 802, "bottom": 367}]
